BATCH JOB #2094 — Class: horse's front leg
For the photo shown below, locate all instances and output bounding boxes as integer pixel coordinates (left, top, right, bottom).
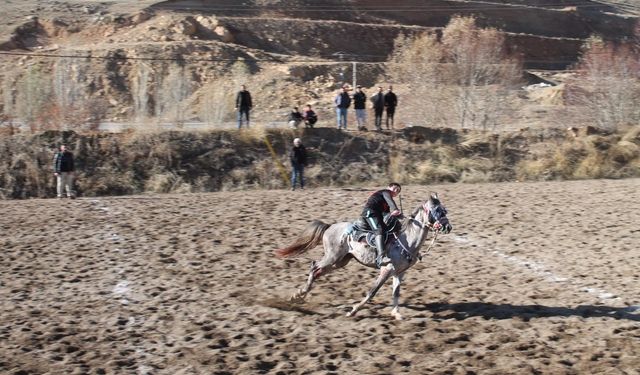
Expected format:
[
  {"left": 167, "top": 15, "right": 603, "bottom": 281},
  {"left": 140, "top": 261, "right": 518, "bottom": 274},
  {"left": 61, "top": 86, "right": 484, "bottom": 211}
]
[
  {"left": 390, "top": 273, "right": 404, "bottom": 320},
  {"left": 347, "top": 265, "right": 393, "bottom": 317}
]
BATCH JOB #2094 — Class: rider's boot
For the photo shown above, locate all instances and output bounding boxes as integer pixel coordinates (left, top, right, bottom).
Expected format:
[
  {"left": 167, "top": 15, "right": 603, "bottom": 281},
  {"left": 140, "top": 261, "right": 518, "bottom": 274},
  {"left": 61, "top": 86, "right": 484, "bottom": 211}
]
[{"left": 374, "top": 234, "right": 386, "bottom": 268}]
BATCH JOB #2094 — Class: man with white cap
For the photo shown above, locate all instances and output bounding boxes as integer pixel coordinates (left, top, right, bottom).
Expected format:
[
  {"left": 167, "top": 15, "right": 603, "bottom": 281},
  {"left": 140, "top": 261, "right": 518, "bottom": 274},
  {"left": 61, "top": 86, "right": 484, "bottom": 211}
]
[{"left": 289, "top": 138, "right": 308, "bottom": 190}]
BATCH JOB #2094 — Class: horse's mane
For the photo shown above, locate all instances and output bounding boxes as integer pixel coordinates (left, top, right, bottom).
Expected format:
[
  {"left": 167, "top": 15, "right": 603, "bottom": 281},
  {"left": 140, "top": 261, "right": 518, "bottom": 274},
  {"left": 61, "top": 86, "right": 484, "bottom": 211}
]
[{"left": 399, "top": 204, "right": 424, "bottom": 232}]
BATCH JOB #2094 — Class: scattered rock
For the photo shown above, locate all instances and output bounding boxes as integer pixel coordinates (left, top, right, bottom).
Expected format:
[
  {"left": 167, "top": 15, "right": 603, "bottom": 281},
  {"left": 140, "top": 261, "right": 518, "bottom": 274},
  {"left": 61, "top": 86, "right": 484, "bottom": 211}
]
[{"left": 172, "top": 17, "right": 198, "bottom": 36}]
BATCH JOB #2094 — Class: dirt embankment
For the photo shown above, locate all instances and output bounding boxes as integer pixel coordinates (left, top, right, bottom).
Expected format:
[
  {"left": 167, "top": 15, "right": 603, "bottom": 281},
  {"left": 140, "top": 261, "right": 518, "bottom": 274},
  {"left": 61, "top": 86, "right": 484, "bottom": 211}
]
[
  {"left": 0, "top": 1, "right": 638, "bottom": 125},
  {"left": 1, "top": 125, "right": 639, "bottom": 199}
]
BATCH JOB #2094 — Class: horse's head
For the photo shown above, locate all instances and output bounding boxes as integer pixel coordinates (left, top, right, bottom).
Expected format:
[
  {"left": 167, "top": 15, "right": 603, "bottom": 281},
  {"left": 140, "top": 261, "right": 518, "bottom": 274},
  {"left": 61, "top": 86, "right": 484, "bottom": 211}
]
[{"left": 423, "top": 193, "right": 452, "bottom": 234}]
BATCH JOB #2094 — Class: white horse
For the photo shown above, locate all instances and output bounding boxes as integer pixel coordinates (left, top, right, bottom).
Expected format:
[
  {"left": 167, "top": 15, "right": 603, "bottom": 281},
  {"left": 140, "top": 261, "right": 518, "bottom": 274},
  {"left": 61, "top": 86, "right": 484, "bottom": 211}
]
[{"left": 275, "top": 193, "right": 452, "bottom": 320}]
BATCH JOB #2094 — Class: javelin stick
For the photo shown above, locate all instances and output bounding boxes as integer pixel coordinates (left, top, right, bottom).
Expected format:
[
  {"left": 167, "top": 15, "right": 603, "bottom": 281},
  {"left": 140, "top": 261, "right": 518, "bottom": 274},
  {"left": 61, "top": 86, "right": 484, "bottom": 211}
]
[{"left": 399, "top": 194, "right": 403, "bottom": 214}]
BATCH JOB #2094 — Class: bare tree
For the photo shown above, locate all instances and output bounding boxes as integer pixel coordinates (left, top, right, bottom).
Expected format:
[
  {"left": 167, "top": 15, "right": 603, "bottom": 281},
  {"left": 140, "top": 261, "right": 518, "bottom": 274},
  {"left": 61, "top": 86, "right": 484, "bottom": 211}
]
[
  {"left": 390, "top": 16, "right": 522, "bottom": 130},
  {"left": 565, "top": 36, "right": 640, "bottom": 130},
  {"left": 132, "top": 62, "right": 152, "bottom": 125},
  {"left": 50, "top": 57, "right": 92, "bottom": 130},
  {"left": 155, "top": 63, "right": 191, "bottom": 127},
  {"left": 200, "top": 62, "right": 250, "bottom": 127},
  {"left": 15, "top": 64, "right": 53, "bottom": 131}
]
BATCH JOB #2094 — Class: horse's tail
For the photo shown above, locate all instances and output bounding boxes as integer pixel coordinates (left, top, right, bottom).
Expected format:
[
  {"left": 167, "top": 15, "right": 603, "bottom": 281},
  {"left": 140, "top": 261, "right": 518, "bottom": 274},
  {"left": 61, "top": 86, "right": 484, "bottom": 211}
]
[{"left": 274, "top": 220, "right": 331, "bottom": 258}]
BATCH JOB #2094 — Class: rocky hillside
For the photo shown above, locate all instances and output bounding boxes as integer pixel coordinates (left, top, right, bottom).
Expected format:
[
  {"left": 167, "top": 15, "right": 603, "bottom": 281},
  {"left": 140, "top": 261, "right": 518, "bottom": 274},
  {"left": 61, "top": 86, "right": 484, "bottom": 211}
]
[{"left": 0, "top": 0, "right": 638, "bottom": 125}]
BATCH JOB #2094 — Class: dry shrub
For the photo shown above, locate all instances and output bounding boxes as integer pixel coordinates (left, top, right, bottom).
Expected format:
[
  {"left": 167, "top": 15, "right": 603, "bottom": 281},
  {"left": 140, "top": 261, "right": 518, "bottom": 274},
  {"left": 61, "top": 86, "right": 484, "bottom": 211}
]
[
  {"left": 516, "top": 159, "right": 552, "bottom": 181},
  {"left": 388, "top": 152, "right": 410, "bottom": 184},
  {"left": 621, "top": 125, "right": 640, "bottom": 142},
  {"left": 458, "top": 133, "right": 495, "bottom": 156},
  {"left": 411, "top": 160, "right": 459, "bottom": 183},
  {"left": 608, "top": 140, "right": 639, "bottom": 164},
  {"left": 234, "top": 126, "right": 269, "bottom": 144},
  {"left": 145, "top": 172, "right": 192, "bottom": 194},
  {"left": 459, "top": 169, "right": 493, "bottom": 183},
  {"left": 574, "top": 152, "right": 610, "bottom": 179},
  {"left": 81, "top": 169, "right": 137, "bottom": 196},
  {"left": 221, "top": 168, "right": 258, "bottom": 191},
  {"left": 456, "top": 157, "right": 495, "bottom": 183},
  {"left": 0, "top": 115, "right": 20, "bottom": 137}
]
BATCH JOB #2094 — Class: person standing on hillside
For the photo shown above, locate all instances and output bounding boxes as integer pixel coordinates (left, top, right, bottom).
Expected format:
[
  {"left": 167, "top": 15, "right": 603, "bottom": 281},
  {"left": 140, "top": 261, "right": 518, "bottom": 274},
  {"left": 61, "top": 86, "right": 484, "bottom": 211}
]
[
  {"left": 353, "top": 85, "right": 367, "bottom": 131},
  {"left": 334, "top": 86, "right": 351, "bottom": 130},
  {"left": 290, "top": 138, "right": 308, "bottom": 191},
  {"left": 235, "top": 84, "right": 253, "bottom": 129},
  {"left": 384, "top": 85, "right": 398, "bottom": 129},
  {"left": 53, "top": 144, "right": 76, "bottom": 199},
  {"left": 360, "top": 182, "right": 402, "bottom": 268},
  {"left": 370, "top": 86, "right": 385, "bottom": 132}
]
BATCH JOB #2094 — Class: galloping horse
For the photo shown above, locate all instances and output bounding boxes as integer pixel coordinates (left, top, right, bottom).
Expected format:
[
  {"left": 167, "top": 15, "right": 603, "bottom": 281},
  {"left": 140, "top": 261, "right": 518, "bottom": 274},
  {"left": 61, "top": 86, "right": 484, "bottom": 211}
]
[{"left": 275, "top": 193, "right": 452, "bottom": 319}]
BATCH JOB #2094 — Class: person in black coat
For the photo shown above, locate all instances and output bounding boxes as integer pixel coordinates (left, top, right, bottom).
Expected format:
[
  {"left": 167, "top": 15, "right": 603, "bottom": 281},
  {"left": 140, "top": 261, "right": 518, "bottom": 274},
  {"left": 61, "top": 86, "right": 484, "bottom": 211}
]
[
  {"left": 288, "top": 106, "right": 304, "bottom": 128},
  {"left": 53, "top": 144, "right": 76, "bottom": 198},
  {"left": 384, "top": 86, "right": 398, "bottom": 129},
  {"left": 290, "top": 138, "right": 308, "bottom": 190},
  {"left": 370, "top": 86, "right": 385, "bottom": 131},
  {"left": 353, "top": 85, "right": 367, "bottom": 130},
  {"left": 235, "top": 85, "right": 253, "bottom": 128}
]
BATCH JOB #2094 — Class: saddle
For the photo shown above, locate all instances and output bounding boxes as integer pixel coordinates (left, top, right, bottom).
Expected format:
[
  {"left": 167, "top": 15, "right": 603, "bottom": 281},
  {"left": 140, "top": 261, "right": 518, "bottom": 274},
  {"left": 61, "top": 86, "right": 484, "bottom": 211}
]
[{"left": 348, "top": 214, "right": 402, "bottom": 248}]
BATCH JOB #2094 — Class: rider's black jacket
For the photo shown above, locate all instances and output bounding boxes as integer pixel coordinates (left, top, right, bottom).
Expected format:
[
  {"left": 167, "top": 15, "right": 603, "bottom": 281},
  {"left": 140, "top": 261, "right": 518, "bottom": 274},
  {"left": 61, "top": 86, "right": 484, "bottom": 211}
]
[{"left": 362, "top": 189, "right": 398, "bottom": 217}]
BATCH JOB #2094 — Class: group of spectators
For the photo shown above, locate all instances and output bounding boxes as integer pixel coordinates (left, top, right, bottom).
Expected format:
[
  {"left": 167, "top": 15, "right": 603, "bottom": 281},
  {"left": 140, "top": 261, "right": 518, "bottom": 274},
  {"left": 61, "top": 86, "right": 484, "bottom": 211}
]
[
  {"left": 50, "top": 84, "right": 396, "bottom": 199},
  {"left": 335, "top": 85, "right": 398, "bottom": 131},
  {"left": 235, "top": 83, "right": 399, "bottom": 194},
  {"left": 235, "top": 84, "right": 398, "bottom": 131}
]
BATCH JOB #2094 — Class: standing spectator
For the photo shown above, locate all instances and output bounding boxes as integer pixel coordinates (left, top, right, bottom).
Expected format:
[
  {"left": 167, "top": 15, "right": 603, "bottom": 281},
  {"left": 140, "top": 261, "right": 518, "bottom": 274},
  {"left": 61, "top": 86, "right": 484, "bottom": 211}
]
[
  {"left": 53, "top": 144, "right": 75, "bottom": 199},
  {"left": 334, "top": 86, "right": 351, "bottom": 130},
  {"left": 290, "top": 138, "right": 308, "bottom": 191},
  {"left": 385, "top": 85, "right": 398, "bottom": 129},
  {"left": 288, "top": 106, "right": 303, "bottom": 129},
  {"left": 235, "top": 84, "right": 253, "bottom": 129},
  {"left": 353, "top": 85, "right": 367, "bottom": 130},
  {"left": 370, "top": 86, "right": 385, "bottom": 132},
  {"left": 302, "top": 104, "right": 318, "bottom": 128}
]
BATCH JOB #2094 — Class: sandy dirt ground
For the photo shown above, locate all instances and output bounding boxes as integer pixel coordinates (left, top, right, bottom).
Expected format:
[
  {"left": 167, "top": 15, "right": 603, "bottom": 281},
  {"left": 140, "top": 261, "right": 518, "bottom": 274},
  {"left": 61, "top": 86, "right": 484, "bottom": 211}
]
[{"left": 1, "top": 178, "right": 639, "bottom": 374}]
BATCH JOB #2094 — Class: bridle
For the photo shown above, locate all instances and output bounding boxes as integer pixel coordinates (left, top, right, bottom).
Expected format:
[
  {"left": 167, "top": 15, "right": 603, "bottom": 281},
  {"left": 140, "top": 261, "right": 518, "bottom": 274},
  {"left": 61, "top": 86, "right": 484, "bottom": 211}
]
[
  {"left": 413, "top": 201, "right": 447, "bottom": 231},
  {"left": 402, "top": 201, "right": 448, "bottom": 260}
]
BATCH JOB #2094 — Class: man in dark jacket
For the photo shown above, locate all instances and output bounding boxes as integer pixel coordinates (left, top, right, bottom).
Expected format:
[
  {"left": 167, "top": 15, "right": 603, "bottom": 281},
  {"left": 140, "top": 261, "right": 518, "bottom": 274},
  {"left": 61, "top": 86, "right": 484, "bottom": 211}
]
[
  {"left": 53, "top": 144, "right": 75, "bottom": 199},
  {"left": 334, "top": 86, "right": 351, "bottom": 130},
  {"left": 384, "top": 86, "right": 398, "bottom": 129},
  {"left": 290, "top": 138, "right": 308, "bottom": 190},
  {"left": 353, "top": 85, "right": 367, "bottom": 130},
  {"left": 235, "top": 85, "right": 253, "bottom": 128},
  {"left": 370, "top": 86, "right": 385, "bottom": 131},
  {"left": 360, "top": 182, "right": 402, "bottom": 268}
]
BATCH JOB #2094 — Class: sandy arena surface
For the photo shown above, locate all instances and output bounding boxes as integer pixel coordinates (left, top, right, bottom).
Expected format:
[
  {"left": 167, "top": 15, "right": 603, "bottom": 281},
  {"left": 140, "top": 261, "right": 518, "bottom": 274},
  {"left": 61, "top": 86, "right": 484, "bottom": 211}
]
[{"left": 1, "top": 178, "right": 639, "bottom": 374}]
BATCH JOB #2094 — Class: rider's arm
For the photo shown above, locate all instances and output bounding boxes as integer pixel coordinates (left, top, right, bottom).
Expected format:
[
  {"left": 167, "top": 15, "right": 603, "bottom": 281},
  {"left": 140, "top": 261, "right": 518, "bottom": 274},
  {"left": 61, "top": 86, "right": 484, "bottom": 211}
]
[{"left": 382, "top": 191, "right": 400, "bottom": 215}]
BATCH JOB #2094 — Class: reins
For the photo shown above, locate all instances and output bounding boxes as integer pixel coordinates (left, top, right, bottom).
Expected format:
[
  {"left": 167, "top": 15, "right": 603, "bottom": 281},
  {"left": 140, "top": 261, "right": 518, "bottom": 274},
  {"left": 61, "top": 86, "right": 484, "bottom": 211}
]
[{"left": 398, "top": 207, "right": 442, "bottom": 262}]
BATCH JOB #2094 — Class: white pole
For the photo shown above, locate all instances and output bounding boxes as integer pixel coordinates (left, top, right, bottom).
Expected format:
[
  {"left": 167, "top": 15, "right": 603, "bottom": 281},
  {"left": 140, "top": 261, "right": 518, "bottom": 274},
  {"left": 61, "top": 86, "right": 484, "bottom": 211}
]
[{"left": 352, "top": 62, "right": 357, "bottom": 89}]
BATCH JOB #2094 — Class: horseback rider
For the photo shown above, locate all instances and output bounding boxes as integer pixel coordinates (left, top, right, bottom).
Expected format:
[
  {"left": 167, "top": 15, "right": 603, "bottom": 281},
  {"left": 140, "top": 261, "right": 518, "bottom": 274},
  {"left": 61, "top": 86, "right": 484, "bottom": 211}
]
[{"left": 360, "top": 182, "right": 402, "bottom": 268}]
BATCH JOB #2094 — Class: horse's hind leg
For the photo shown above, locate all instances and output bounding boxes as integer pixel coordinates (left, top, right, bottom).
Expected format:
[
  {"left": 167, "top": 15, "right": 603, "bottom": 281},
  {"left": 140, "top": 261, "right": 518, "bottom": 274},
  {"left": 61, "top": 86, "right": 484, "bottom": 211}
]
[
  {"left": 347, "top": 266, "right": 393, "bottom": 317},
  {"left": 291, "top": 260, "right": 321, "bottom": 301},
  {"left": 291, "top": 255, "right": 352, "bottom": 302}
]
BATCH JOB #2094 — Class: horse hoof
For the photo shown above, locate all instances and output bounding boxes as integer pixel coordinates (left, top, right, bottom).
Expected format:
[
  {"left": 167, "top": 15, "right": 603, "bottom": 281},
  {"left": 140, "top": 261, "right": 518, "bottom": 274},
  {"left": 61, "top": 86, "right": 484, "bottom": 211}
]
[{"left": 346, "top": 310, "right": 355, "bottom": 317}]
